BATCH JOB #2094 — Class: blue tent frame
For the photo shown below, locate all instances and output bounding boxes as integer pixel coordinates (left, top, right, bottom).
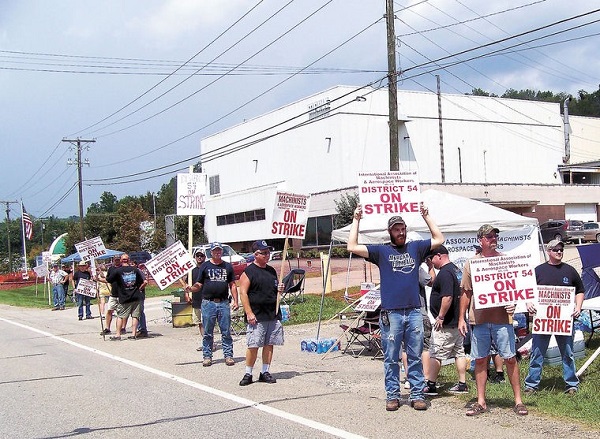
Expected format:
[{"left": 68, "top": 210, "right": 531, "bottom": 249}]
[{"left": 61, "top": 249, "right": 124, "bottom": 264}]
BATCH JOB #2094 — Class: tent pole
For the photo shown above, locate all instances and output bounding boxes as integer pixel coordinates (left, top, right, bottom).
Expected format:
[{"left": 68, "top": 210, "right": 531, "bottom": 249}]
[{"left": 316, "top": 240, "right": 334, "bottom": 340}]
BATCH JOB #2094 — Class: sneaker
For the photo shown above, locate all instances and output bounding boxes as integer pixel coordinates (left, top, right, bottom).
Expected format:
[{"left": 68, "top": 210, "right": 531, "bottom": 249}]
[
  {"left": 386, "top": 399, "right": 399, "bottom": 411},
  {"left": 136, "top": 331, "right": 149, "bottom": 338},
  {"left": 196, "top": 346, "right": 202, "bottom": 352},
  {"left": 59, "top": 307, "right": 65, "bottom": 310},
  {"left": 564, "top": 387, "right": 578, "bottom": 395},
  {"left": 78, "top": 317, "right": 83, "bottom": 321},
  {"left": 100, "top": 329, "right": 111, "bottom": 335},
  {"left": 410, "top": 399, "right": 429, "bottom": 411},
  {"left": 424, "top": 382, "right": 438, "bottom": 396},
  {"left": 490, "top": 374, "right": 505, "bottom": 384},
  {"left": 202, "top": 358, "right": 212, "bottom": 367},
  {"left": 51, "top": 307, "right": 59, "bottom": 311},
  {"left": 86, "top": 316, "right": 93, "bottom": 320},
  {"left": 239, "top": 373, "right": 253, "bottom": 386},
  {"left": 448, "top": 382, "right": 469, "bottom": 393},
  {"left": 258, "top": 372, "right": 276, "bottom": 384},
  {"left": 225, "top": 357, "right": 235, "bottom": 366},
  {"left": 523, "top": 387, "right": 537, "bottom": 395}
]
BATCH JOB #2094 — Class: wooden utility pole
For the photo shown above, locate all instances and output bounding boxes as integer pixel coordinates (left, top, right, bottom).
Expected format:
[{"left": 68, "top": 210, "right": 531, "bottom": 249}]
[
  {"left": 386, "top": 0, "right": 399, "bottom": 171},
  {"left": 63, "top": 137, "right": 95, "bottom": 241},
  {"left": 1, "top": 200, "right": 19, "bottom": 271}
]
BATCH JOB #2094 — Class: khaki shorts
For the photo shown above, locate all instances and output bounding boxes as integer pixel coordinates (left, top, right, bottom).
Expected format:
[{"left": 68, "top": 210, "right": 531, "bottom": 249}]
[
  {"left": 192, "top": 307, "right": 202, "bottom": 325},
  {"left": 106, "top": 296, "right": 119, "bottom": 312},
  {"left": 117, "top": 300, "right": 142, "bottom": 319},
  {"left": 430, "top": 327, "right": 466, "bottom": 361}
]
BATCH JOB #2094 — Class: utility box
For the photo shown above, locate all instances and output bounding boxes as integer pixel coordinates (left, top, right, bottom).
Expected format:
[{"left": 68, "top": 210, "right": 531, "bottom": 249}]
[{"left": 172, "top": 302, "right": 193, "bottom": 328}]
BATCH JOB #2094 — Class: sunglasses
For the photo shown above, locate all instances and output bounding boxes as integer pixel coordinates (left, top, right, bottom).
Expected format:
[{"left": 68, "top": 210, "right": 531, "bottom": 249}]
[
  {"left": 255, "top": 250, "right": 270, "bottom": 255},
  {"left": 550, "top": 248, "right": 564, "bottom": 253},
  {"left": 483, "top": 233, "right": 498, "bottom": 240}
]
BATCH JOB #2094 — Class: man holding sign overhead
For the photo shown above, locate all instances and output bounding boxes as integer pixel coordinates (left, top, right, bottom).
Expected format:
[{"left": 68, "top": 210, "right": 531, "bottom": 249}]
[
  {"left": 347, "top": 203, "right": 443, "bottom": 412},
  {"left": 524, "top": 239, "right": 585, "bottom": 395}
]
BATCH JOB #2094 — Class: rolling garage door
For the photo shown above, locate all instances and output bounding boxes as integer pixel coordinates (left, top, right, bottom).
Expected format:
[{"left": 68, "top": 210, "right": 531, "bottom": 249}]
[{"left": 565, "top": 203, "right": 597, "bottom": 222}]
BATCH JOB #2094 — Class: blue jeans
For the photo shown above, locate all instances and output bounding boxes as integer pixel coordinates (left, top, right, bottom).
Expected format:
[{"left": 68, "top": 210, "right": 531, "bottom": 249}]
[
  {"left": 201, "top": 299, "right": 233, "bottom": 359},
  {"left": 380, "top": 308, "right": 425, "bottom": 401},
  {"left": 137, "top": 294, "right": 147, "bottom": 333},
  {"left": 76, "top": 294, "right": 92, "bottom": 319},
  {"left": 525, "top": 333, "right": 579, "bottom": 390},
  {"left": 52, "top": 284, "right": 65, "bottom": 308}
]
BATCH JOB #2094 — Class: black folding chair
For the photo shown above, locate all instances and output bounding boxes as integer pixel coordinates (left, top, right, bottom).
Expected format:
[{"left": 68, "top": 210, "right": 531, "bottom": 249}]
[{"left": 281, "top": 269, "right": 306, "bottom": 305}]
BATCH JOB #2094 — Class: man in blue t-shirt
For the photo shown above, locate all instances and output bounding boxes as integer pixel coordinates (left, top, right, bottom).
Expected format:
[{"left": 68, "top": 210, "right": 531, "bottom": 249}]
[{"left": 347, "top": 203, "right": 444, "bottom": 412}]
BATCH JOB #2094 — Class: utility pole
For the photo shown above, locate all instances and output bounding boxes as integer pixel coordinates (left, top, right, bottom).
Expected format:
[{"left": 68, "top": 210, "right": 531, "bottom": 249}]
[
  {"left": 63, "top": 137, "right": 95, "bottom": 241},
  {"left": 386, "top": 0, "right": 399, "bottom": 171},
  {"left": 1, "top": 200, "right": 19, "bottom": 272},
  {"left": 436, "top": 75, "right": 445, "bottom": 182}
]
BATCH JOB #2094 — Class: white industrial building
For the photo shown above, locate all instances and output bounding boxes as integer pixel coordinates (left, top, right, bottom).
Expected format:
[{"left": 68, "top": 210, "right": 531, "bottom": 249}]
[{"left": 200, "top": 85, "right": 600, "bottom": 251}]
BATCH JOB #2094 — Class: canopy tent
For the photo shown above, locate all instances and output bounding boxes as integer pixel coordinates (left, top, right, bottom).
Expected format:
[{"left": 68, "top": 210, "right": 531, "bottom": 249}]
[
  {"left": 331, "top": 189, "right": 539, "bottom": 244},
  {"left": 577, "top": 243, "right": 600, "bottom": 300},
  {"left": 60, "top": 249, "right": 124, "bottom": 264}
]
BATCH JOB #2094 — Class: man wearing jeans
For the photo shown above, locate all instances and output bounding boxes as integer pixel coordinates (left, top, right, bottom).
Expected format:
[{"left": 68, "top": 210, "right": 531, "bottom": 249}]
[
  {"left": 347, "top": 204, "right": 444, "bottom": 412},
  {"left": 49, "top": 264, "right": 68, "bottom": 311},
  {"left": 187, "top": 243, "right": 239, "bottom": 367},
  {"left": 524, "top": 239, "right": 584, "bottom": 395}
]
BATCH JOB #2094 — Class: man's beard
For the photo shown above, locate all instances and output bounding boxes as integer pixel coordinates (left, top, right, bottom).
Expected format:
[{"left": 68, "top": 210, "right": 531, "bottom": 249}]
[{"left": 389, "top": 232, "right": 406, "bottom": 246}]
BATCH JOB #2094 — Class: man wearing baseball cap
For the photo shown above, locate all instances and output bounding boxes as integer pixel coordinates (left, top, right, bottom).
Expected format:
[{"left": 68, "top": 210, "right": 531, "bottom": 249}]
[
  {"left": 238, "top": 240, "right": 285, "bottom": 386},
  {"left": 347, "top": 202, "right": 444, "bottom": 412},
  {"left": 524, "top": 239, "right": 584, "bottom": 395},
  {"left": 187, "top": 242, "right": 239, "bottom": 367},
  {"left": 459, "top": 224, "right": 527, "bottom": 416}
]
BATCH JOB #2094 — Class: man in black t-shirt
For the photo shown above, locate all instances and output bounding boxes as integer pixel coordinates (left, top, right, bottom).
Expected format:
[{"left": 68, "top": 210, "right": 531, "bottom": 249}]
[
  {"left": 72, "top": 261, "right": 93, "bottom": 320},
  {"left": 525, "top": 239, "right": 585, "bottom": 395},
  {"left": 183, "top": 249, "right": 206, "bottom": 345},
  {"left": 187, "top": 243, "right": 239, "bottom": 367},
  {"left": 424, "top": 245, "right": 468, "bottom": 395}
]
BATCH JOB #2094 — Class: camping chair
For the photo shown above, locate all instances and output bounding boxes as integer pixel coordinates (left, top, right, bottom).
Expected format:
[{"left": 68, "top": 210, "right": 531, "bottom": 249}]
[
  {"left": 281, "top": 269, "right": 306, "bottom": 305},
  {"left": 230, "top": 307, "right": 247, "bottom": 337},
  {"left": 339, "top": 310, "right": 381, "bottom": 358}
]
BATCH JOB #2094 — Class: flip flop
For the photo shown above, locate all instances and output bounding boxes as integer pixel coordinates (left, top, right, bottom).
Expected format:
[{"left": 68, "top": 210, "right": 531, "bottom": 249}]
[
  {"left": 466, "top": 403, "right": 488, "bottom": 416},
  {"left": 513, "top": 403, "right": 528, "bottom": 416}
]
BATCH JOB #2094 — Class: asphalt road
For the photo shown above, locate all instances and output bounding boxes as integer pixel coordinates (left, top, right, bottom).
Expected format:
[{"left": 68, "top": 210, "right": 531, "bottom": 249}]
[{"left": 2, "top": 292, "right": 598, "bottom": 439}]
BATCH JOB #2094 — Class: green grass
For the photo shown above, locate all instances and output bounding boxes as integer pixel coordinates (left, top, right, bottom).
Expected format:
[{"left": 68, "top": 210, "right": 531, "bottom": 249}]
[
  {"left": 3, "top": 284, "right": 599, "bottom": 429},
  {"left": 436, "top": 337, "right": 600, "bottom": 429}
]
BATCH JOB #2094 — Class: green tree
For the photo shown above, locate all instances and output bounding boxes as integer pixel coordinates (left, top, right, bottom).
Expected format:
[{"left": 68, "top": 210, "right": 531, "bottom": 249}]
[
  {"left": 113, "top": 201, "right": 151, "bottom": 251},
  {"left": 87, "top": 191, "right": 118, "bottom": 214},
  {"left": 334, "top": 192, "right": 359, "bottom": 229}
]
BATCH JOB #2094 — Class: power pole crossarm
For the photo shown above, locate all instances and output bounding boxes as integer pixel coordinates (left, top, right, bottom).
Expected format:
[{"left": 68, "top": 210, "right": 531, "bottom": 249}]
[{"left": 63, "top": 137, "right": 95, "bottom": 241}]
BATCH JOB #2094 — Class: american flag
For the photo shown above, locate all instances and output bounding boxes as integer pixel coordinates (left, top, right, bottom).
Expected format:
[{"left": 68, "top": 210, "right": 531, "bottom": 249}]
[{"left": 22, "top": 204, "right": 33, "bottom": 240}]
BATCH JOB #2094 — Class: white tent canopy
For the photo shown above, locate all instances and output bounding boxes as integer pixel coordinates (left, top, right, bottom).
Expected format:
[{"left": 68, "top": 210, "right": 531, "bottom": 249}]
[{"left": 331, "top": 189, "right": 539, "bottom": 244}]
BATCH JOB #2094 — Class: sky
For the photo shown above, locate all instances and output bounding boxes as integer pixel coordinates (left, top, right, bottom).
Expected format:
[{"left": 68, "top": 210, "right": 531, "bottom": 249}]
[{"left": 1, "top": 0, "right": 598, "bottom": 219}]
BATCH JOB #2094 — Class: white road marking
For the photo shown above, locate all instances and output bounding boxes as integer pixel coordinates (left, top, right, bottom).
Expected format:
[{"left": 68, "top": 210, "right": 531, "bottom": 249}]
[{"left": 0, "top": 316, "right": 366, "bottom": 439}]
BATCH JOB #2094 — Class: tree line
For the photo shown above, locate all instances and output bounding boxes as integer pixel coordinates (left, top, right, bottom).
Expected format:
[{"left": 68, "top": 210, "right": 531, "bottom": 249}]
[
  {"left": 0, "top": 164, "right": 206, "bottom": 273},
  {"left": 469, "top": 86, "right": 600, "bottom": 117}
]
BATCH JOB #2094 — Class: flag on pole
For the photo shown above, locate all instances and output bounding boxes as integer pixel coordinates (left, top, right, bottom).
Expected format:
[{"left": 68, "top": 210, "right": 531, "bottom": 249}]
[{"left": 22, "top": 203, "right": 33, "bottom": 240}]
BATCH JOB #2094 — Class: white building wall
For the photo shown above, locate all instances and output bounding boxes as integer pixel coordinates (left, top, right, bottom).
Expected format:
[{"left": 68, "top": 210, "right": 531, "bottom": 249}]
[{"left": 200, "top": 86, "right": 599, "bottom": 243}]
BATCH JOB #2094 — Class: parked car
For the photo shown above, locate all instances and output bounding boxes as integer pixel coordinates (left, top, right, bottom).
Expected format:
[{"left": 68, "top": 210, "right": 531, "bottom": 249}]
[
  {"left": 582, "top": 222, "right": 600, "bottom": 243},
  {"left": 566, "top": 219, "right": 585, "bottom": 243},
  {"left": 191, "top": 244, "right": 247, "bottom": 279},
  {"left": 239, "top": 252, "right": 255, "bottom": 264},
  {"left": 539, "top": 220, "right": 569, "bottom": 243},
  {"left": 129, "top": 251, "right": 153, "bottom": 265}
]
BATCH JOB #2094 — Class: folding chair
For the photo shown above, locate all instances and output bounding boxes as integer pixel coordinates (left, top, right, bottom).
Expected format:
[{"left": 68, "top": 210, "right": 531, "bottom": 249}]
[
  {"left": 339, "top": 311, "right": 381, "bottom": 358},
  {"left": 230, "top": 307, "right": 247, "bottom": 337},
  {"left": 281, "top": 269, "right": 306, "bottom": 305}
]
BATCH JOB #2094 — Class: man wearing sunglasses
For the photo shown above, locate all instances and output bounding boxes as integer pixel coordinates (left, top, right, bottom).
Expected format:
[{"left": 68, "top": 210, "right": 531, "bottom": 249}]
[
  {"left": 459, "top": 224, "right": 527, "bottom": 417},
  {"left": 524, "top": 239, "right": 584, "bottom": 395}
]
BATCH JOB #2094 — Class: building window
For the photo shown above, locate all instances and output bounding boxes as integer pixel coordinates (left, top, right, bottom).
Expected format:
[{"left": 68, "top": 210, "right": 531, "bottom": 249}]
[
  {"left": 209, "top": 175, "right": 220, "bottom": 195},
  {"left": 304, "top": 215, "right": 334, "bottom": 246},
  {"left": 216, "top": 209, "right": 265, "bottom": 226}
]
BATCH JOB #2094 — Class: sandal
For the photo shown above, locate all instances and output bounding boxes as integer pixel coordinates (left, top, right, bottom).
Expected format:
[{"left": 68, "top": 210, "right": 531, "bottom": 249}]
[
  {"left": 513, "top": 403, "right": 528, "bottom": 416},
  {"left": 466, "top": 403, "right": 488, "bottom": 416}
]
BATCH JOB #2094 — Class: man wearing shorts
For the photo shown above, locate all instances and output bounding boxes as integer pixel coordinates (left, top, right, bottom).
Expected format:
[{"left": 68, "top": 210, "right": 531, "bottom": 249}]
[
  {"left": 424, "top": 245, "right": 468, "bottom": 395},
  {"left": 238, "top": 240, "right": 285, "bottom": 386},
  {"left": 458, "top": 224, "right": 527, "bottom": 417},
  {"left": 106, "top": 254, "right": 147, "bottom": 340}
]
